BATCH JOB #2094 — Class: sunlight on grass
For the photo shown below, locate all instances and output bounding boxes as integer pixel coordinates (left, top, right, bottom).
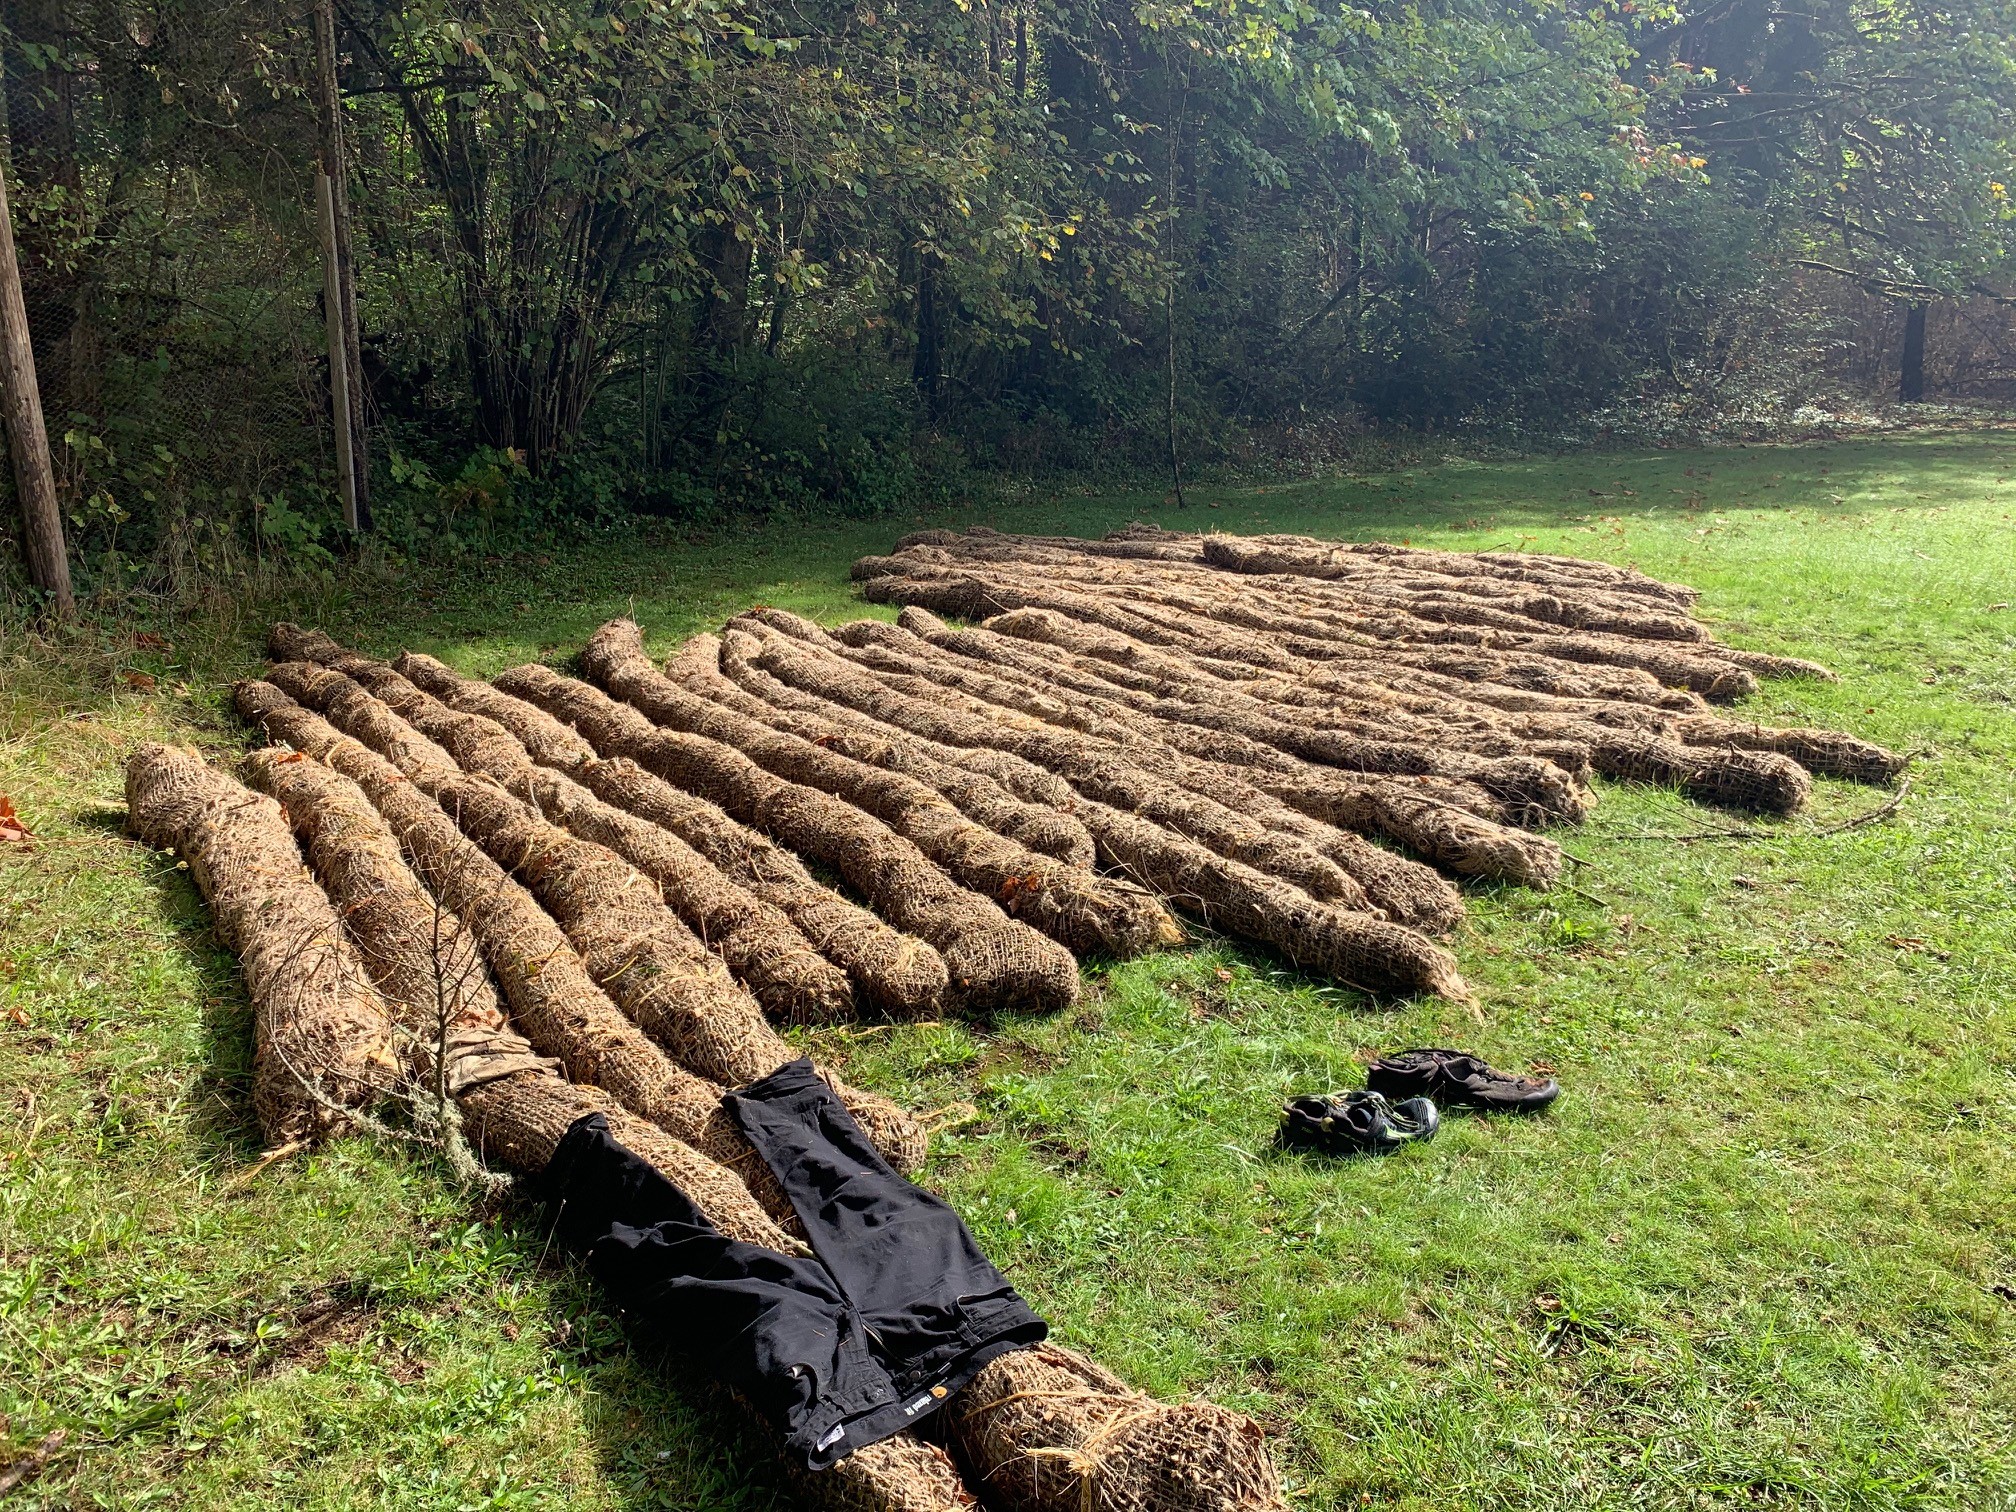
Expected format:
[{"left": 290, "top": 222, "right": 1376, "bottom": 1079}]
[{"left": 3, "top": 431, "right": 2013, "bottom": 1509}]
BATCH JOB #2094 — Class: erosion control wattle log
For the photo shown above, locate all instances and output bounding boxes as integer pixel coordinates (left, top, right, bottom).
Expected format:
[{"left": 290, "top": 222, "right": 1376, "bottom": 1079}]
[
  {"left": 135, "top": 524, "right": 1897, "bottom": 1512},
  {"left": 949, "top": 1344, "right": 1282, "bottom": 1512},
  {"left": 124, "top": 742, "right": 398, "bottom": 1146},
  {"left": 251, "top": 650, "right": 927, "bottom": 1176},
  {"left": 395, "top": 649, "right": 861, "bottom": 1025},
  {"left": 852, "top": 526, "right": 1897, "bottom": 794},
  {"left": 256, "top": 522, "right": 1895, "bottom": 1016},
  {"left": 126, "top": 739, "right": 1288, "bottom": 1512},
  {"left": 231, "top": 679, "right": 809, "bottom": 1243},
  {"left": 570, "top": 616, "right": 1470, "bottom": 999},
  {"left": 499, "top": 659, "right": 1084, "bottom": 1017}
]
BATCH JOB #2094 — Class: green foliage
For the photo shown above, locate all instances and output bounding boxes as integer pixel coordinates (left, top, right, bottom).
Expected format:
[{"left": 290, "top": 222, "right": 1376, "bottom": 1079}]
[
  {"left": 328, "top": 0, "right": 2013, "bottom": 463},
  {"left": 1, "top": 0, "right": 2011, "bottom": 593},
  {"left": 249, "top": 490, "right": 339, "bottom": 571},
  {"left": 1648, "top": 0, "right": 2016, "bottom": 302},
  {"left": 381, "top": 446, "right": 533, "bottom": 551}
]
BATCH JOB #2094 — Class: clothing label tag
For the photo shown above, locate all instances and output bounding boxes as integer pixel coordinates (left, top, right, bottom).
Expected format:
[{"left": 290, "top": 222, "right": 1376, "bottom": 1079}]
[
  {"left": 816, "top": 1425, "right": 847, "bottom": 1452},
  {"left": 904, "top": 1394, "right": 935, "bottom": 1416}
]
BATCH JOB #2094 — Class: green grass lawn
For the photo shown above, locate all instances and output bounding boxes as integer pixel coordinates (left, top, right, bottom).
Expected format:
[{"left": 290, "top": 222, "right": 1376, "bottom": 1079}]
[{"left": 3, "top": 431, "right": 2014, "bottom": 1510}]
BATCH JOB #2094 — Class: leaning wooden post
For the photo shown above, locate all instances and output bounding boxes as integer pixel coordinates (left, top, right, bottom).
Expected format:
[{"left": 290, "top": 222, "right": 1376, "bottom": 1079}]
[
  {"left": 312, "top": 0, "right": 370, "bottom": 531},
  {"left": 0, "top": 157, "right": 71, "bottom": 615},
  {"left": 316, "top": 170, "right": 360, "bottom": 533}
]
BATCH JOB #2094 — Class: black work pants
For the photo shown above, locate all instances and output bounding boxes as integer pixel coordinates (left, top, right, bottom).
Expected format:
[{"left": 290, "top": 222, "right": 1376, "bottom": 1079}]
[{"left": 544, "top": 1058, "right": 1046, "bottom": 1469}]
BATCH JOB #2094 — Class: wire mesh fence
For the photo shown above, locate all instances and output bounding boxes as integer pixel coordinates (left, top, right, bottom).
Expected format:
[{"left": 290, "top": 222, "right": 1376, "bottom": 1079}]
[{"left": 0, "top": 1, "right": 343, "bottom": 602}]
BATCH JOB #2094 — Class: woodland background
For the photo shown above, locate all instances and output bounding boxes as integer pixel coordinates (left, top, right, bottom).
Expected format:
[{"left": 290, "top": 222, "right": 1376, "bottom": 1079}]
[{"left": 0, "top": 0, "right": 2013, "bottom": 604}]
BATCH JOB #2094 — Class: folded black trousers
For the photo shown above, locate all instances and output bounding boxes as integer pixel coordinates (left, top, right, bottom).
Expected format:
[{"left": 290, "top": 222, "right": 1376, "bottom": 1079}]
[{"left": 544, "top": 1058, "right": 1046, "bottom": 1469}]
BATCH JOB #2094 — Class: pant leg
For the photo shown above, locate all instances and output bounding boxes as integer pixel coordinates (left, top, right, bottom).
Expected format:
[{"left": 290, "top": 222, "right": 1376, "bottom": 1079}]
[
  {"left": 543, "top": 1112, "right": 919, "bottom": 1468},
  {"left": 726, "top": 1061, "right": 1047, "bottom": 1416}
]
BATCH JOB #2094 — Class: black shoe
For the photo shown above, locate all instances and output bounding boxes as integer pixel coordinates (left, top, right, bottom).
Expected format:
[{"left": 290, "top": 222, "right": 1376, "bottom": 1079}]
[
  {"left": 1278, "top": 1089, "right": 1440, "bottom": 1157},
  {"left": 1366, "top": 1048, "right": 1560, "bottom": 1113}
]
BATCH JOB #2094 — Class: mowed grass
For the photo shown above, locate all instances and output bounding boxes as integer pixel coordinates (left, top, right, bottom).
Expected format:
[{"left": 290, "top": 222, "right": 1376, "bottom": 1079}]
[{"left": 3, "top": 431, "right": 2014, "bottom": 1510}]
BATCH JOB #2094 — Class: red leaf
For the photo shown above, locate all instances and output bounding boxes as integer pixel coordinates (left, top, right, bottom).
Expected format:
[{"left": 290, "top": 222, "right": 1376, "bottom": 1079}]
[{"left": 0, "top": 795, "right": 33, "bottom": 844}]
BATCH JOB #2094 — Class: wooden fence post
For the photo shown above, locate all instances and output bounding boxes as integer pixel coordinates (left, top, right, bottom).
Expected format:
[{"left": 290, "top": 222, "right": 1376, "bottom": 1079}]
[
  {"left": 316, "top": 171, "right": 359, "bottom": 533},
  {"left": 0, "top": 158, "right": 71, "bottom": 615},
  {"left": 312, "top": 0, "right": 370, "bottom": 531}
]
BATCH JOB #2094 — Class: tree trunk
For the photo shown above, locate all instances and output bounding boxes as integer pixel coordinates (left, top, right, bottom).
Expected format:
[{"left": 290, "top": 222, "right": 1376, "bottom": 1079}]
[
  {"left": 1163, "top": 61, "right": 1185, "bottom": 506},
  {"left": 1898, "top": 302, "right": 1927, "bottom": 403},
  {"left": 0, "top": 0, "right": 84, "bottom": 416},
  {"left": 438, "top": 92, "right": 509, "bottom": 452},
  {"left": 0, "top": 158, "right": 71, "bottom": 614},
  {"left": 765, "top": 284, "right": 789, "bottom": 357},
  {"left": 312, "top": 0, "right": 371, "bottom": 527},
  {"left": 316, "top": 173, "right": 360, "bottom": 532},
  {"left": 343, "top": 18, "right": 505, "bottom": 452},
  {"left": 697, "top": 221, "right": 754, "bottom": 357},
  {"left": 913, "top": 249, "right": 943, "bottom": 419}
]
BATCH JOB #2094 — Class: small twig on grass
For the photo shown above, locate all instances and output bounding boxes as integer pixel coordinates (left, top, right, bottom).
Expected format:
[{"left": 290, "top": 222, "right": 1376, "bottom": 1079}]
[
  {"left": 1811, "top": 777, "right": 1912, "bottom": 835},
  {"left": 917, "top": 1101, "right": 980, "bottom": 1135},
  {"left": 1, "top": 834, "right": 129, "bottom": 849},
  {"left": 1612, "top": 777, "right": 1911, "bottom": 844},
  {"left": 224, "top": 1139, "right": 305, "bottom": 1191},
  {"left": 1560, "top": 880, "right": 1610, "bottom": 908},
  {"left": 0, "top": 1429, "right": 70, "bottom": 1495},
  {"left": 8, "top": 1090, "right": 47, "bottom": 1167}
]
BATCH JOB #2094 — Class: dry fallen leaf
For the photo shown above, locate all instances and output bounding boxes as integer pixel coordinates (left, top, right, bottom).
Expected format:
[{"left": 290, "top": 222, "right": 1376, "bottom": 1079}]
[
  {"left": 0, "top": 796, "right": 32, "bottom": 844},
  {"left": 122, "top": 671, "right": 158, "bottom": 691}
]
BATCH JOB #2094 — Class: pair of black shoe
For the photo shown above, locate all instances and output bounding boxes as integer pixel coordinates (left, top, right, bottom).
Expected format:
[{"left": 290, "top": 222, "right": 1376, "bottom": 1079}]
[{"left": 1279, "top": 1049, "right": 1560, "bottom": 1158}]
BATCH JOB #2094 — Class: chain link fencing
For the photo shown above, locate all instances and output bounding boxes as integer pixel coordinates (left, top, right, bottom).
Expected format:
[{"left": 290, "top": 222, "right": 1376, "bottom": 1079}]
[{"left": 0, "top": 2, "right": 345, "bottom": 606}]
